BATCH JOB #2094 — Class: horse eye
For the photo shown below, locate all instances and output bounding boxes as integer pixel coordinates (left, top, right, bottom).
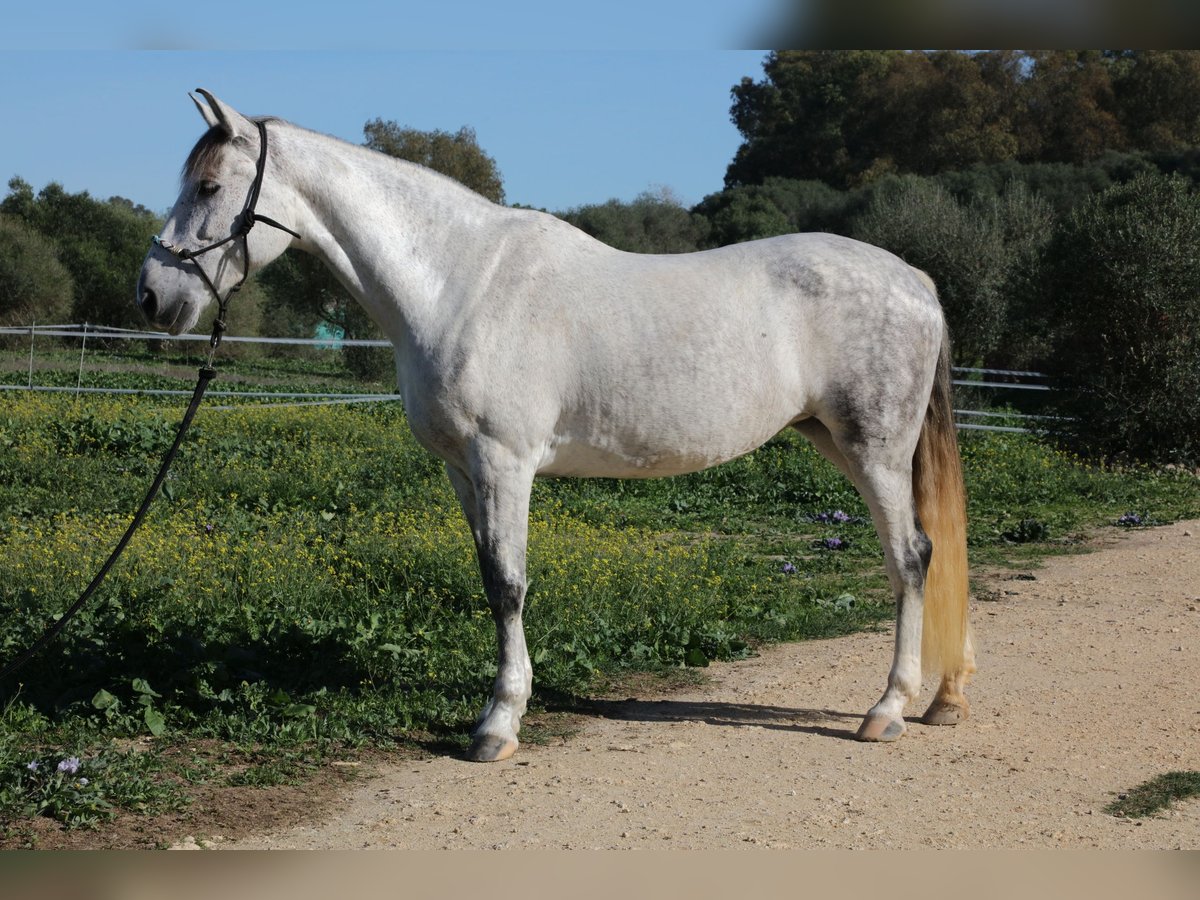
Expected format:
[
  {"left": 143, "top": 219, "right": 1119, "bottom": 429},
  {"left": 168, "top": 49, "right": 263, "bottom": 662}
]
[{"left": 198, "top": 180, "right": 220, "bottom": 197}]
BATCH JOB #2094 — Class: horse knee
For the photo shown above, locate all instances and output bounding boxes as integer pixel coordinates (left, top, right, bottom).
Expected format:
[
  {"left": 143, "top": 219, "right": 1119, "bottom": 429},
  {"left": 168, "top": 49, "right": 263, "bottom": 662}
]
[
  {"left": 486, "top": 580, "right": 525, "bottom": 624},
  {"left": 479, "top": 553, "right": 526, "bottom": 614}
]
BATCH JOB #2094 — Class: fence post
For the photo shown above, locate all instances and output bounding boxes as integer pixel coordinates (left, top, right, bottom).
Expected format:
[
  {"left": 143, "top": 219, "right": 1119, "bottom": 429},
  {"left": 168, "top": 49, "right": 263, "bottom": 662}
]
[
  {"left": 27, "top": 320, "right": 35, "bottom": 389},
  {"left": 76, "top": 322, "right": 88, "bottom": 395}
]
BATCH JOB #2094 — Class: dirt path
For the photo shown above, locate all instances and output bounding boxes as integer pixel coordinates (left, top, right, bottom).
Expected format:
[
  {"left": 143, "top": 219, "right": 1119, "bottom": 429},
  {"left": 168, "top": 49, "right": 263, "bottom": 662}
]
[{"left": 227, "top": 521, "right": 1200, "bottom": 849}]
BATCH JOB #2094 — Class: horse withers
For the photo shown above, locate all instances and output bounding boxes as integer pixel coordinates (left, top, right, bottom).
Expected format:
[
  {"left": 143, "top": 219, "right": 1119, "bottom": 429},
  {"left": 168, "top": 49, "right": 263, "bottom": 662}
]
[{"left": 137, "top": 90, "right": 973, "bottom": 761}]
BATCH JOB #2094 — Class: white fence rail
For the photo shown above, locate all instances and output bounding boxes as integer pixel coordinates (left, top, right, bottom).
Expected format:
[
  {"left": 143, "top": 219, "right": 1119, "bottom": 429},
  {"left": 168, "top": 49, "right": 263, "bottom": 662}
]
[{"left": 1, "top": 324, "right": 1055, "bottom": 432}]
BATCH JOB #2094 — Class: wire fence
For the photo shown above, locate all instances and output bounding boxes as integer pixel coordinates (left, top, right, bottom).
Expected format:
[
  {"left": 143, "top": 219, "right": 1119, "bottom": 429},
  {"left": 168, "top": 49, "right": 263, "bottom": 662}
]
[{"left": 1, "top": 323, "right": 1056, "bottom": 432}]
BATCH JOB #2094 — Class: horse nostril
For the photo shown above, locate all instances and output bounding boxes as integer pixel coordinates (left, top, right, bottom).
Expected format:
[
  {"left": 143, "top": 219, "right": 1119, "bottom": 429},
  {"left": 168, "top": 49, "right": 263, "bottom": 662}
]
[{"left": 140, "top": 288, "right": 158, "bottom": 320}]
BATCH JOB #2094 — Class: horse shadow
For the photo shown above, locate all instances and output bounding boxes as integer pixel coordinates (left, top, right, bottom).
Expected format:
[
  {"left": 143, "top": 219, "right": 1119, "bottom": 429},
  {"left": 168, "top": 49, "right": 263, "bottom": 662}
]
[{"left": 544, "top": 692, "right": 862, "bottom": 742}]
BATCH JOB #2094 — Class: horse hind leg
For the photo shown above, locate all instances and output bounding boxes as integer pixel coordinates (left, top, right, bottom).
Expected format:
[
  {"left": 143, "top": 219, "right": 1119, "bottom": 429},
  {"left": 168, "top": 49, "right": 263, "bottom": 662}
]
[
  {"left": 794, "top": 419, "right": 930, "bottom": 742},
  {"left": 852, "top": 461, "right": 932, "bottom": 742}
]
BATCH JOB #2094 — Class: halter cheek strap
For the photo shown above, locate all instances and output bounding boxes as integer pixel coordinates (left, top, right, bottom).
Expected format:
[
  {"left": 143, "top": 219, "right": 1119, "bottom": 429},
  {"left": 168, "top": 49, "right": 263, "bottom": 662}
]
[{"left": 151, "top": 120, "right": 301, "bottom": 353}]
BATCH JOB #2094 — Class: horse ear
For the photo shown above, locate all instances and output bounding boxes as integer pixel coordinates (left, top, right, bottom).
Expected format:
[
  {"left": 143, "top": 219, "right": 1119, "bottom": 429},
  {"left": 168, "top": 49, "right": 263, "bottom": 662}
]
[
  {"left": 189, "top": 92, "right": 220, "bottom": 129},
  {"left": 193, "top": 88, "right": 254, "bottom": 141}
]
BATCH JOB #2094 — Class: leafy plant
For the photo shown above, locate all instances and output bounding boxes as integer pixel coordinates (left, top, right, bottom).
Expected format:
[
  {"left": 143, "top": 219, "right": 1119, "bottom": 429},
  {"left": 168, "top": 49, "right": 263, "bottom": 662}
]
[
  {"left": 1001, "top": 518, "right": 1050, "bottom": 544},
  {"left": 1045, "top": 172, "right": 1200, "bottom": 464},
  {"left": 1, "top": 388, "right": 1199, "bottom": 833}
]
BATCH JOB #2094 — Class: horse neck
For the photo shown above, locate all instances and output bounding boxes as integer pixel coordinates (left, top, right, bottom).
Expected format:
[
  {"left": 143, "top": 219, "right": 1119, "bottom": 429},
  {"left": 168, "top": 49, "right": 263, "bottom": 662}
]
[{"left": 279, "top": 124, "right": 501, "bottom": 345}]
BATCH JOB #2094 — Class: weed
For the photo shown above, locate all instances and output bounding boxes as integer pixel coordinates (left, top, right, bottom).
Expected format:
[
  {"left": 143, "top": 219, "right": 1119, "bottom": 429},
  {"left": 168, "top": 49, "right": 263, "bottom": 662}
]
[{"left": 1106, "top": 771, "right": 1200, "bottom": 818}]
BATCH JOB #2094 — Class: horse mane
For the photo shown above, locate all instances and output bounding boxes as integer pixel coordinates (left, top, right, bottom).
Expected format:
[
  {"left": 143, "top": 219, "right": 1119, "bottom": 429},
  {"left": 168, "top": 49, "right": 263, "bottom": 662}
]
[
  {"left": 179, "top": 117, "right": 494, "bottom": 206},
  {"left": 182, "top": 117, "right": 280, "bottom": 183}
]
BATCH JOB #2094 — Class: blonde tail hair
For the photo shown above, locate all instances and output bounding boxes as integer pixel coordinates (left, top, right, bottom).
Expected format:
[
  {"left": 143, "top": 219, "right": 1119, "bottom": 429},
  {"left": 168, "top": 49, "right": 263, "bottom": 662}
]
[{"left": 913, "top": 322, "right": 971, "bottom": 680}]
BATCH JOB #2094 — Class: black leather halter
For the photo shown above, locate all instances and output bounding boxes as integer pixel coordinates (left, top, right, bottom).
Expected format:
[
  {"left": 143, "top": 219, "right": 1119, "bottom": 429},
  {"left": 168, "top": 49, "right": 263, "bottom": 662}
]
[{"left": 150, "top": 119, "right": 301, "bottom": 349}]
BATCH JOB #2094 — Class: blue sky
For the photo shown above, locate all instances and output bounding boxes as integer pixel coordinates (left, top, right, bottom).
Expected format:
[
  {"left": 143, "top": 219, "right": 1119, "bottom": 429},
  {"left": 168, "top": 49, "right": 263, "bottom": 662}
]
[{"left": 1, "top": 3, "right": 777, "bottom": 216}]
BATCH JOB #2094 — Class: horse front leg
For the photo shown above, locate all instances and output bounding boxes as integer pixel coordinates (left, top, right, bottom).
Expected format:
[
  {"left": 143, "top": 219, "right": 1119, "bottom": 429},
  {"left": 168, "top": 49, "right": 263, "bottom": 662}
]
[{"left": 449, "top": 453, "right": 536, "bottom": 762}]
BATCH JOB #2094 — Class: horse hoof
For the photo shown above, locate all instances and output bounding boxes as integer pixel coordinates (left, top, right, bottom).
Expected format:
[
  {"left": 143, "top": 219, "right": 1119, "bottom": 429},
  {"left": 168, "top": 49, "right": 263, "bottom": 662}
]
[
  {"left": 466, "top": 733, "right": 518, "bottom": 762},
  {"left": 922, "top": 698, "right": 969, "bottom": 726},
  {"left": 855, "top": 714, "right": 906, "bottom": 742}
]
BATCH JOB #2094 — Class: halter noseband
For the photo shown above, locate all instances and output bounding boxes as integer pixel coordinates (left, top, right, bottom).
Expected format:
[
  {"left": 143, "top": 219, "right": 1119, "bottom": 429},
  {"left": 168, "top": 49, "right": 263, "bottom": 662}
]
[{"left": 151, "top": 120, "right": 301, "bottom": 351}]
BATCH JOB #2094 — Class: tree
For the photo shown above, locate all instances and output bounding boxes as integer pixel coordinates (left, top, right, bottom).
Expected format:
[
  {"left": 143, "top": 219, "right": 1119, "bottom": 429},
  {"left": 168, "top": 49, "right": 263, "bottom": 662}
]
[
  {"left": 853, "top": 50, "right": 1020, "bottom": 182},
  {"left": 726, "top": 50, "right": 903, "bottom": 189},
  {"left": 1044, "top": 172, "right": 1200, "bottom": 463},
  {"left": 726, "top": 51, "right": 1034, "bottom": 189},
  {"left": 1, "top": 177, "right": 162, "bottom": 328},
  {"left": 363, "top": 120, "right": 505, "bottom": 203},
  {"left": 1018, "top": 51, "right": 1124, "bottom": 163},
  {"left": 694, "top": 188, "right": 788, "bottom": 248},
  {"left": 558, "top": 188, "right": 708, "bottom": 253},
  {"left": 255, "top": 247, "right": 390, "bottom": 379},
  {"left": 1111, "top": 51, "right": 1200, "bottom": 152},
  {"left": 695, "top": 177, "right": 857, "bottom": 247},
  {"left": 983, "top": 183, "right": 1060, "bottom": 367},
  {"left": 932, "top": 154, "right": 1154, "bottom": 216},
  {"left": 725, "top": 51, "right": 1200, "bottom": 190},
  {"left": 0, "top": 214, "right": 74, "bottom": 326},
  {"left": 916, "top": 51, "right": 1021, "bottom": 172}
]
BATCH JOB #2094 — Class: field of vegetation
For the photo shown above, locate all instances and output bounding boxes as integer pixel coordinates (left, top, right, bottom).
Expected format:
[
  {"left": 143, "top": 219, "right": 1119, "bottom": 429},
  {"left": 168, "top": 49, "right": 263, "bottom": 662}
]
[{"left": 2, "top": 347, "right": 1199, "bottom": 840}]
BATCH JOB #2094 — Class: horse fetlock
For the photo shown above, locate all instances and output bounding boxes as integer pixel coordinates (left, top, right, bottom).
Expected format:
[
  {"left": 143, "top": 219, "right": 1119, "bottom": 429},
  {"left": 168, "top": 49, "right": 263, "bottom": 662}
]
[
  {"left": 881, "top": 660, "right": 921, "bottom": 708},
  {"left": 922, "top": 690, "right": 970, "bottom": 726},
  {"left": 476, "top": 694, "right": 525, "bottom": 736}
]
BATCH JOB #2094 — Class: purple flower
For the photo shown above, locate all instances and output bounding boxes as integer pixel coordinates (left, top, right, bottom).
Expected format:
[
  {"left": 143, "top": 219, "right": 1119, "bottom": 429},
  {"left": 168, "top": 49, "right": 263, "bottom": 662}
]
[
  {"left": 26, "top": 760, "right": 39, "bottom": 773},
  {"left": 204, "top": 523, "right": 215, "bottom": 535},
  {"left": 781, "top": 562, "right": 797, "bottom": 575},
  {"left": 822, "top": 538, "right": 845, "bottom": 551},
  {"left": 57, "top": 757, "right": 81, "bottom": 775},
  {"left": 1116, "top": 513, "right": 1143, "bottom": 527},
  {"left": 815, "top": 510, "right": 853, "bottom": 525}
]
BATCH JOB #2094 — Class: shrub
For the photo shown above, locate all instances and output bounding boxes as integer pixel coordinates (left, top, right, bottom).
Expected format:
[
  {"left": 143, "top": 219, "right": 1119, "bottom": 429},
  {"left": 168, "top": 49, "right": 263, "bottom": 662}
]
[
  {"left": 694, "top": 178, "right": 858, "bottom": 247},
  {"left": 0, "top": 214, "right": 74, "bottom": 326},
  {"left": 1045, "top": 172, "right": 1200, "bottom": 464},
  {"left": 849, "top": 176, "right": 1053, "bottom": 366},
  {"left": 1, "top": 179, "right": 162, "bottom": 329},
  {"left": 557, "top": 189, "right": 708, "bottom": 254},
  {"left": 694, "top": 187, "right": 789, "bottom": 247}
]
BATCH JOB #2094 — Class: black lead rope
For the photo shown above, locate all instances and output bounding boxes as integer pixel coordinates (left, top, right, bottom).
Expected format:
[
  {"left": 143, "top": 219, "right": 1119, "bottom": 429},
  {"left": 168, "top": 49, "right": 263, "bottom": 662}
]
[
  {"left": 0, "top": 366, "right": 215, "bottom": 683},
  {"left": 1, "top": 120, "right": 301, "bottom": 684}
]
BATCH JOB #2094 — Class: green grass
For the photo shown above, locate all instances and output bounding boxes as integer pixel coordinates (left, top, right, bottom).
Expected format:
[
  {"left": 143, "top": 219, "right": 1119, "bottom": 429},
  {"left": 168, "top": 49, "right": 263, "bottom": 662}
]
[
  {"left": 1106, "top": 772, "right": 1200, "bottom": 818},
  {"left": 2, "top": 353, "right": 1199, "bottom": 833}
]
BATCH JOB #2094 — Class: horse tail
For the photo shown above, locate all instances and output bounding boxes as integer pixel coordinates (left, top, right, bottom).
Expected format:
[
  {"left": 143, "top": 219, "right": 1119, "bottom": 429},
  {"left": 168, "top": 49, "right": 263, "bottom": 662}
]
[{"left": 912, "top": 300, "right": 971, "bottom": 681}]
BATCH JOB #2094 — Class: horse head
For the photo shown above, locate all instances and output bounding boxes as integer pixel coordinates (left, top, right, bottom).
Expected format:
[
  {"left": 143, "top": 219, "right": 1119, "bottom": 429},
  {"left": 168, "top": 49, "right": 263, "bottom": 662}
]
[{"left": 136, "top": 90, "right": 300, "bottom": 335}]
